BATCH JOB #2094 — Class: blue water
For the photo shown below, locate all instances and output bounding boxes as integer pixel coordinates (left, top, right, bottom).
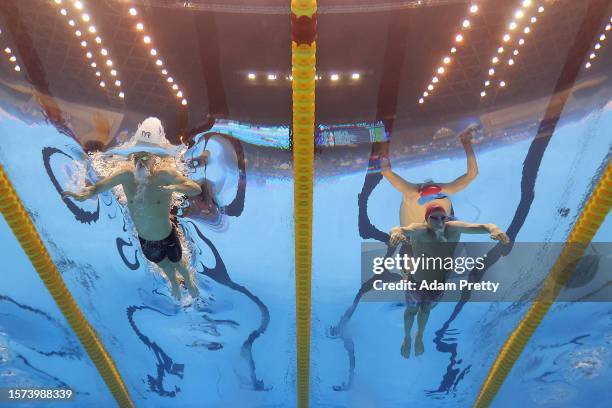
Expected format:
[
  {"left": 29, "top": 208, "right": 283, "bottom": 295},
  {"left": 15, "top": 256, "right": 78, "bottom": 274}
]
[{"left": 1, "top": 96, "right": 612, "bottom": 406}]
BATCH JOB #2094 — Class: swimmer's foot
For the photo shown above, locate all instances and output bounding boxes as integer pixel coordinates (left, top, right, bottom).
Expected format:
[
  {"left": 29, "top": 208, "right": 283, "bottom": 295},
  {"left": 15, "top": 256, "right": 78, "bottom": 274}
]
[
  {"left": 170, "top": 284, "right": 182, "bottom": 301},
  {"left": 401, "top": 336, "right": 411, "bottom": 359},
  {"left": 414, "top": 332, "right": 425, "bottom": 356},
  {"left": 186, "top": 282, "right": 200, "bottom": 299}
]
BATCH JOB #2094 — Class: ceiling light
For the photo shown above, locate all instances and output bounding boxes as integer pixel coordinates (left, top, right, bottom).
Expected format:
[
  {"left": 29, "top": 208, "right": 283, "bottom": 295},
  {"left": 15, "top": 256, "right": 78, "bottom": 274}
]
[
  {"left": 129, "top": 8, "right": 137, "bottom": 16},
  {"left": 90, "top": 62, "right": 96, "bottom": 67},
  {"left": 606, "top": 24, "right": 611, "bottom": 31},
  {"left": 419, "top": 98, "right": 424, "bottom": 104},
  {"left": 99, "top": 81, "right": 105, "bottom": 87},
  {"left": 119, "top": 91, "right": 124, "bottom": 98},
  {"left": 106, "top": 59, "right": 113, "bottom": 66},
  {"left": 427, "top": 84, "right": 434, "bottom": 91},
  {"left": 351, "top": 72, "right": 360, "bottom": 79},
  {"left": 74, "top": 1, "right": 83, "bottom": 10},
  {"left": 115, "top": 80, "right": 121, "bottom": 86},
  {"left": 437, "top": 67, "right": 445, "bottom": 74},
  {"left": 443, "top": 56, "right": 451, "bottom": 64},
  {"left": 509, "top": 22, "right": 517, "bottom": 30},
  {"left": 432, "top": 76, "right": 439, "bottom": 83},
  {"left": 101, "top": 48, "right": 108, "bottom": 56},
  {"left": 9, "top": 56, "right": 16, "bottom": 62},
  {"left": 589, "top": 53, "right": 596, "bottom": 59},
  {"left": 330, "top": 73, "right": 339, "bottom": 81},
  {"left": 480, "top": 91, "right": 486, "bottom": 97},
  {"left": 470, "top": 4, "right": 478, "bottom": 13},
  {"left": 54, "top": 0, "right": 61, "bottom": 4},
  {"left": 172, "top": 84, "right": 179, "bottom": 90},
  {"left": 161, "top": 69, "right": 168, "bottom": 75},
  {"left": 150, "top": 49, "right": 157, "bottom": 56},
  {"left": 508, "top": 59, "right": 514, "bottom": 65},
  {"left": 95, "top": 71, "right": 100, "bottom": 76},
  {"left": 492, "top": 56, "right": 499, "bottom": 63},
  {"left": 462, "top": 20, "right": 470, "bottom": 28},
  {"left": 81, "top": 40, "right": 87, "bottom": 47},
  {"left": 167, "top": 77, "right": 174, "bottom": 83},
  {"left": 177, "top": 91, "right": 183, "bottom": 97},
  {"left": 585, "top": 62, "right": 591, "bottom": 68},
  {"left": 60, "top": 8, "right": 67, "bottom": 16},
  {"left": 519, "top": 38, "right": 525, "bottom": 45},
  {"left": 268, "top": 74, "right": 277, "bottom": 80},
  {"left": 513, "top": 49, "right": 519, "bottom": 55},
  {"left": 143, "top": 35, "right": 151, "bottom": 44},
  {"left": 515, "top": 10, "right": 524, "bottom": 19},
  {"left": 451, "top": 47, "right": 457, "bottom": 53},
  {"left": 181, "top": 99, "right": 187, "bottom": 106},
  {"left": 4, "top": 47, "right": 11, "bottom": 53},
  {"left": 248, "top": 73, "right": 256, "bottom": 79},
  {"left": 503, "top": 34, "right": 511, "bottom": 42},
  {"left": 136, "top": 22, "right": 144, "bottom": 30},
  {"left": 538, "top": 6, "right": 544, "bottom": 13},
  {"left": 423, "top": 91, "right": 429, "bottom": 97},
  {"left": 95, "top": 36, "right": 101, "bottom": 43},
  {"left": 82, "top": 13, "right": 90, "bottom": 22},
  {"left": 522, "top": 0, "right": 532, "bottom": 7},
  {"left": 110, "top": 69, "right": 117, "bottom": 76},
  {"left": 498, "top": 46, "right": 504, "bottom": 53},
  {"left": 156, "top": 59, "right": 163, "bottom": 66},
  {"left": 489, "top": 68, "right": 495, "bottom": 75},
  {"left": 68, "top": 19, "right": 75, "bottom": 26},
  {"left": 485, "top": 80, "right": 490, "bottom": 86},
  {"left": 500, "top": 81, "right": 506, "bottom": 87},
  {"left": 14, "top": 65, "right": 20, "bottom": 71},
  {"left": 524, "top": 27, "right": 530, "bottom": 34},
  {"left": 455, "top": 34, "right": 463, "bottom": 42},
  {"left": 88, "top": 25, "right": 96, "bottom": 33},
  {"left": 600, "top": 34, "right": 606, "bottom": 41},
  {"left": 531, "top": 17, "right": 537, "bottom": 23},
  {"left": 86, "top": 52, "right": 92, "bottom": 59},
  {"left": 75, "top": 30, "right": 82, "bottom": 36}
]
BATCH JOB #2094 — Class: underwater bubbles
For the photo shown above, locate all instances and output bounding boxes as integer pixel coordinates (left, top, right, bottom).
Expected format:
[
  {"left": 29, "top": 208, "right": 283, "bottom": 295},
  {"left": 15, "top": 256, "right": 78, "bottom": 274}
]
[{"left": 561, "top": 346, "right": 609, "bottom": 382}]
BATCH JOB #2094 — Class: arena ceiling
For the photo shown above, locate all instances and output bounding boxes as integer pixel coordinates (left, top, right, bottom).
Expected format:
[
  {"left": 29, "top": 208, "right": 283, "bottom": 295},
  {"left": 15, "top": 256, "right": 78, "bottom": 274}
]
[{"left": 0, "top": 0, "right": 610, "bottom": 142}]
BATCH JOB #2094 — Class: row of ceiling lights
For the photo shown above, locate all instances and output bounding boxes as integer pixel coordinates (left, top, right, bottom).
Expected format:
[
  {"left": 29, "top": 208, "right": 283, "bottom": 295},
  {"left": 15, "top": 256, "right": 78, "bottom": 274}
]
[
  {"left": 127, "top": 5, "right": 188, "bottom": 106},
  {"left": 418, "top": 2, "right": 481, "bottom": 104},
  {"left": 246, "top": 72, "right": 362, "bottom": 82},
  {"left": 480, "top": 0, "right": 545, "bottom": 99},
  {"left": 585, "top": 17, "right": 611, "bottom": 70},
  {"left": 1, "top": 28, "right": 22, "bottom": 73},
  {"left": 52, "top": 0, "right": 125, "bottom": 99}
]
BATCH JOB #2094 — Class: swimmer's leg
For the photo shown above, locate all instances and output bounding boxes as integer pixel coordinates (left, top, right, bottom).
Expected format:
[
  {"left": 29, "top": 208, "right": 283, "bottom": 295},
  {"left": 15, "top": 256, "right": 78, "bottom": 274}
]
[
  {"left": 414, "top": 303, "right": 432, "bottom": 356},
  {"left": 159, "top": 259, "right": 182, "bottom": 300},
  {"left": 401, "top": 305, "right": 418, "bottom": 359},
  {"left": 176, "top": 259, "right": 200, "bottom": 298}
]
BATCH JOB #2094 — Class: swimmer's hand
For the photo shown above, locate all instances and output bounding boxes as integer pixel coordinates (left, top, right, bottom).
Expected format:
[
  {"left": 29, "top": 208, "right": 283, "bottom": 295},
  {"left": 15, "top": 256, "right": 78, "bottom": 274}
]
[
  {"left": 380, "top": 156, "right": 392, "bottom": 174},
  {"left": 489, "top": 228, "right": 510, "bottom": 245},
  {"left": 459, "top": 124, "right": 479, "bottom": 145},
  {"left": 389, "top": 227, "right": 407, "bottom": 246},
  {"left": 62, "top": 186, "right": 95, "bottom": 201}
]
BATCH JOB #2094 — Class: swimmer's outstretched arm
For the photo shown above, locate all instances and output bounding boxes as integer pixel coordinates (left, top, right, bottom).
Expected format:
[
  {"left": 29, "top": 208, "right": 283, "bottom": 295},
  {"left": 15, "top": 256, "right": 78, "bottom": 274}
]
[
  {"left": 380, "top": 157, "right": 420, "bottom": 197},
  {"left": 438, "top": 126, "right": 479, "bottom": 195},
  {"left": 389, "top": 223, "right": 429, "bottom": 246},
  {"left": 62, "top": 170, "right": 130, "bottom": 201},
  {"left": 445, "top": 221, "right": 510, "bottom": 244},
  {"left": 158, "top": 170, "right": 202, "bottom": 197}
]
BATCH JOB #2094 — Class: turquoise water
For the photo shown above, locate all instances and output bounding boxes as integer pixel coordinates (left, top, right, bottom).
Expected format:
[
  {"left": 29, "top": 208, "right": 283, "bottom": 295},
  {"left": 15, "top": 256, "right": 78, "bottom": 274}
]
[{"left": 1, "top": 94, "right": 611, "bottom": 408}]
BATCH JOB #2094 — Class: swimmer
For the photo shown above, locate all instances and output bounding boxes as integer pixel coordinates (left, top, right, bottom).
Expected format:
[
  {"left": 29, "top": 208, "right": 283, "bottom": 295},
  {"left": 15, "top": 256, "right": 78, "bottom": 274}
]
[
  {"left": 62, "top": 117, "right": 202, "bottom": 301},
  {"left": 381, "top": 124, "right": 480, "bottom": 226},
  {"left": 389, "top": 204, "right": 510, "bottom": 358}
]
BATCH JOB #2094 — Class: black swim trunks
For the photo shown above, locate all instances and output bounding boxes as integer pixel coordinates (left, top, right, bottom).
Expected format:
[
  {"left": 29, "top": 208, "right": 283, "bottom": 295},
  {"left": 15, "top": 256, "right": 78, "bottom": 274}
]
[{"left": 138, "top": 226, "right": 182, "bottom": 264}]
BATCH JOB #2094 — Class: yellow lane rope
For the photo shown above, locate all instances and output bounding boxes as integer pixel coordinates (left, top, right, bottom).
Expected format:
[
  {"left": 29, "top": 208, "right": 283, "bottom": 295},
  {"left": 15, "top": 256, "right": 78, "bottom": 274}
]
[
  {"left": 0, "top": 164, "right": 134, "bottom": 408},
  {"left": 291, "top": 1, "right": 316, "bottom": 407},
  {"left": 473, "top": 160, "right": 612, "bottom": 408}
]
